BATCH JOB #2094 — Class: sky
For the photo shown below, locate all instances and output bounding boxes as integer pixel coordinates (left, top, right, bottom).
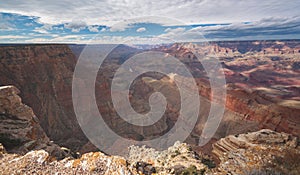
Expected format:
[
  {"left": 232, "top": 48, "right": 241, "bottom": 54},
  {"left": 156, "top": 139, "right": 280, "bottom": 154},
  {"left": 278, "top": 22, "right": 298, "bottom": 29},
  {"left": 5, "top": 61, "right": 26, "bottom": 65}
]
[{"left": 0, "top": 0, "right": 299, "bottom": 44}]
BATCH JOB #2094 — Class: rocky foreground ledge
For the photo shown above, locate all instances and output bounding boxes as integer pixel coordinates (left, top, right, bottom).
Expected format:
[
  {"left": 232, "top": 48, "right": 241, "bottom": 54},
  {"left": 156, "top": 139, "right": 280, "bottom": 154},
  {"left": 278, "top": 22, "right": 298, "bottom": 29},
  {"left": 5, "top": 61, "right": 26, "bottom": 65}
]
[
  {"left": 213, "top": 129, "right": 300, "bottom": 174},
  {"left": 0, "top": 130, "right": 299, "bottom": 175},
  {"left": 0, "top": 86, "right": 299, "bottom": 174}
]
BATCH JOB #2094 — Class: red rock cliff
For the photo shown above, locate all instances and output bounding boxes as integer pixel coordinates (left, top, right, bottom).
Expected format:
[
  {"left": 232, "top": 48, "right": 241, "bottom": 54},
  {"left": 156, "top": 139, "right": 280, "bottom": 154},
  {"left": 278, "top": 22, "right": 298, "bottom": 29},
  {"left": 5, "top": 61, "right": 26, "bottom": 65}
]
[{"left": 0, "top": 45, "right": 86, "bottom": 150}]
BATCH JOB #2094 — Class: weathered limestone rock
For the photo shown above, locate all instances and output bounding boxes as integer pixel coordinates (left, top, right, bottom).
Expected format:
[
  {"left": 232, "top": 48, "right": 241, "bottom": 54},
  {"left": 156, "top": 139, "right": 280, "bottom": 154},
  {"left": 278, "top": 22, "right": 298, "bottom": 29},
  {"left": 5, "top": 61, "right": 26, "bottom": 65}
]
[
  {"left": 212, "top": 129, "right": 300, "bottom": 174},
  {"left": 128, "top": 141, "right": 209, "bottom": 174},
  {"left": 0, "top": 149, "right": 136, "bottom": 175}
]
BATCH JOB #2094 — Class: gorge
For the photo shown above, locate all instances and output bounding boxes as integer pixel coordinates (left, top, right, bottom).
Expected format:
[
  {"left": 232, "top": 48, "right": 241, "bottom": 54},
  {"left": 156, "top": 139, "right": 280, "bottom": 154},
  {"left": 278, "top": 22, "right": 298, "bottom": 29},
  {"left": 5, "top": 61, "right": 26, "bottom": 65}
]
[{"left": 0, "top": 40, "right": 299, "bottom": 174}]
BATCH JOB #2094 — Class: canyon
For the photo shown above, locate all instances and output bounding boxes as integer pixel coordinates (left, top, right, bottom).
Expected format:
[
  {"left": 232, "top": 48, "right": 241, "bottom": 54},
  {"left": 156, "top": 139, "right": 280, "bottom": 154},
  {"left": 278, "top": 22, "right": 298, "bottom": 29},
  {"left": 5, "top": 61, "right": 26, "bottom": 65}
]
[
  {"left": 0, "top": 93, "right": 298, "bottom": 174},
  {"left": 0, "top": 40, "right": 300, "bottom": 174}
]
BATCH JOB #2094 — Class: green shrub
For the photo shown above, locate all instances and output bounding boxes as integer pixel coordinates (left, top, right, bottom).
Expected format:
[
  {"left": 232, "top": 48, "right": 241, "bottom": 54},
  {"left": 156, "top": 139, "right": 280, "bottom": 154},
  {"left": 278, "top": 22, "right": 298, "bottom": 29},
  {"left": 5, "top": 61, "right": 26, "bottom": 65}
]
[{"left": 180, "top": 165, "right": 205, "bottom": 175}]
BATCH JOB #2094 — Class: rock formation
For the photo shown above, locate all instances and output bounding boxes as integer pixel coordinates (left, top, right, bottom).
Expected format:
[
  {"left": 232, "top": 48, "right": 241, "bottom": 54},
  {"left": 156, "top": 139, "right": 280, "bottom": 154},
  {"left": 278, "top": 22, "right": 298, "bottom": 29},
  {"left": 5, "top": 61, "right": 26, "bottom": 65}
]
[
  {"left": 212, "top": 129, "right": 300, "bottom": 174},
  {"left": 127, "top": 141, "right": 209, "bottom": 174},
  {"left": 0, "top": 85, "right": 70, "bottom": 159},
  {"left": 0, "top": 129, "right": 299, "bottom": 174},
  {"left": 0, "top": 140, "right": 212, "bottom": 175},
  {"left": 0, "top": 149, "right": 135, "bottom": 175},
  {"left": 0, "top": 44, "right": 87, "bottom": 151},
  {"left": 0, "top": 41, "right": 300, "bottom": 155},
  {"left": 158, "top": 41, "right": 300, "bottom": 138}
]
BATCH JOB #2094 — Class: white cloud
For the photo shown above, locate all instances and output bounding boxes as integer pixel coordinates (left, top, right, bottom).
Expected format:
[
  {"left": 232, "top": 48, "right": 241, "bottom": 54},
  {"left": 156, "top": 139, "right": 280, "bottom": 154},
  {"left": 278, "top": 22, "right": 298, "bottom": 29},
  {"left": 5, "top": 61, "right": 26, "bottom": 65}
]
[
  {"left": 109, "top": 17, "right": 185, "bottom": 32},
  {"left": 109, "top": 22, "right": 131, "bottom": 32},
  {"left": 17, "top": 33, "right": 174, "bottom": 44},
  {"left": 136, "top": 27, "right": 146, "bottom": 32},
  {"left": 159, "top": 27, "right": 190, "bottom": 41},
  {"left": 164, "top": 27, "right": 185, "bottom": 33},
  {"left": 33, "top": 28, "right": 49, "bottom": 34},
  {"left": 24, "top": 34, "right": 85, "bottom": 43},
  {"left": 64, "top": 21, "right": 87, "bottom": 32},
  {"left": 0, "top": 0, "right": 299, "bottom": 27},
  {"left": 33, "top": 24, "right": 53, "bottom": 34},
  {"left": 53, "top": 26, "right": 64, "bottom": 30},
  {"left": 0, "top": 13, "right": 15, "bottom": 30},
  {"left": 5, "top": 15, "right": 300, "bottom": 44},
  {"left": 88, "top": 26, "right": 99, "bottom": 32},
  {"left": 0, "top": 35, "right": 28, "bottom": 39}
]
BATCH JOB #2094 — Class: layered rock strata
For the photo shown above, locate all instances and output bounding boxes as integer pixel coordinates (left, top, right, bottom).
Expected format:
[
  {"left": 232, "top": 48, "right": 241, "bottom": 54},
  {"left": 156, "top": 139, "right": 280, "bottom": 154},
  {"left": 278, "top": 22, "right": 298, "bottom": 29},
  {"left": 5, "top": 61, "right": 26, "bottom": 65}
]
[
  {"left": 212, "top": 129, "right": 300, "bottom": 174},
  {"left": 0, "top": 86, "right": 70, "bottom": 159}
]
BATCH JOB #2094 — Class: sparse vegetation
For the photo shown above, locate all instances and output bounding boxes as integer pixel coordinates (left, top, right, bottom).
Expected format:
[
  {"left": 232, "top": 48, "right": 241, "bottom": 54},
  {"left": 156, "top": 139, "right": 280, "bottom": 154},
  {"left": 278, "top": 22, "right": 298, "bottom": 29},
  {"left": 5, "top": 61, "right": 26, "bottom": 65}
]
[
  {"left": 201, "top": 157, "right": 216, "bottom": 169},
  {"left": 180, "top": 165, "right": 205, "bottom": 175}
]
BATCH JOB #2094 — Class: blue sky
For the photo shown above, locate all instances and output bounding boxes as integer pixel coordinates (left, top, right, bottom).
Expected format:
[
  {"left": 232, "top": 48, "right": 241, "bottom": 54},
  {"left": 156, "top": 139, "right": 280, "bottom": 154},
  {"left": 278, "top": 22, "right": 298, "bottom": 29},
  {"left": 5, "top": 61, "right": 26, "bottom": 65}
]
[{"left": 0, "top": 0, "right": 299, "bottom": 44}]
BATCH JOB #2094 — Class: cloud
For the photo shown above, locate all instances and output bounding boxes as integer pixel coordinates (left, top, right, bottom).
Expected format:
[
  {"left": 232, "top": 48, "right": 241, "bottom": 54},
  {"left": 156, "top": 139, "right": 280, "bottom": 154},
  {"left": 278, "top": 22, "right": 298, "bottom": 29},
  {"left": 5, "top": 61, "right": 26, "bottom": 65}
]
[
  {"left": 24, "top": 34, "right": 85, "bottom": 43},
  {"left": 0, "top": 22, "right": 14, "bottom": 30},
  {"left": 33, "top": 24, "right": 53, "bottom": 34},
  {"left": 159, "top": 27, "right": 189, "bottom": 41},
  {"left": 108, "top": 17, "right": 185, "bottom": 32},
  {"left": 109, "top": 22, "right": 131, "bottom": 32},
  {"left": 136, "top": 27, "right": 146, "bottom": 32},
  {"left": 64, "top": 21, "right": 87, "bottom": 32},
  {"left": 88, "top": 26, "right": 99, "bottom": 32},
  {"left": 158, "top": 16, "right": 300, "bottom": 41},
  {"left": 0, "top": 0, "right": 299, "bottom": 27},
  {"left": 0, "top": 35, "right": 28, "bottom": 39},
  {"left": 21, "top": 34, "right": 145, "bottom": 44},
  {"left": 33, "top": 28, "right": 49, "bottom": 34},
  {"left": 198, "top": 16, "right": 300, "bottom": 39},
  {"left": 1, "top": 1, "right": 300, "bottom": 44},
  {"left": 0, "top": 13, "right": 15, "bottom": 30},
  {"left": 164, "top": 27, "right": 185, "bottom": 33}
]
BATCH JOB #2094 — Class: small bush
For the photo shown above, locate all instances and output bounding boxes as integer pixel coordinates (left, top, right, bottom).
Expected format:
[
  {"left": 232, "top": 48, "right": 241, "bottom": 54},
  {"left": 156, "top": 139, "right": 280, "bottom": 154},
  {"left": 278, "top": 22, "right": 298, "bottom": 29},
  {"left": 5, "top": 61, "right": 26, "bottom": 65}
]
[
  {"left": 180, "top": 165, "right": 205, "bottom": 175},
  {"left": 201, "top": 158, "right": 216, "bottom": 169}
]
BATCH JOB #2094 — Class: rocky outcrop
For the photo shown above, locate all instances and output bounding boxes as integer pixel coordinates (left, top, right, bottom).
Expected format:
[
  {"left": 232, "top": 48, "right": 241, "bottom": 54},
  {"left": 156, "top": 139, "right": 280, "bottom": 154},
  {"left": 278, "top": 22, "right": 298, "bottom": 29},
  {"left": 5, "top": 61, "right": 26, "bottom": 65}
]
[
  {"left": 0, "top": 149, "right": 135, "bottom": 175},
  {"left": 0, "top": 141, "right": 212, "bottom": 175},
  {"left": 1, "top": 130, "right": 298, "bottom": 175},
  {"left": 0, "top": 44, "right": 87, "bottom": 151},
  {"left": 0, "top": 85, "right": 70, "bottom": 159},
  {"left": 127, "top": 141, "right": 212, "bottom": 174},
  {"left": 212, "top": 129, "right": 300, "bottom": 174}
]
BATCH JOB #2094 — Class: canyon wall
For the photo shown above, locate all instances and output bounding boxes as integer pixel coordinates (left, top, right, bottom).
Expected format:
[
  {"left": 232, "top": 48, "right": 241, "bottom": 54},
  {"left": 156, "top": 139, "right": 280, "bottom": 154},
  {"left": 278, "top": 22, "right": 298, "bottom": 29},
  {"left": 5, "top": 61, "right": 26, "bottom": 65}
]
[
  {"left": 0, "top": 41, "right": 299, "bottom": 153},
  {"left": 0, "top": 85, "right": 69, "bottom": 159},
  {"left": 0, "top": 45, "right": 87, "bottom": 150},
  {"left": 159, "top": 40, "right": 300, "bottom": 137}
]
